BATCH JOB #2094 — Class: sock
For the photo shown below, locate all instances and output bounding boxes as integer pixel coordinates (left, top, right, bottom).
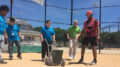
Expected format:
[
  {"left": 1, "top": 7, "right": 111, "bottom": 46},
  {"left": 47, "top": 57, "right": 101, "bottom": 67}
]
[
  {"left": 81, "top": 56, "right": 84, "bottom": 60},
  {"left": 94, "top": 58, "right": 97, "bottom": 61}
]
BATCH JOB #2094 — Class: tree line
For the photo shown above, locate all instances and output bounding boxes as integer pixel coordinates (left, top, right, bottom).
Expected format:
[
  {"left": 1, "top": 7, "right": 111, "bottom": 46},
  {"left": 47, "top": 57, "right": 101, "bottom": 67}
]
[{"left": 33, "top": 27, "right": 120, "bottom": 47}]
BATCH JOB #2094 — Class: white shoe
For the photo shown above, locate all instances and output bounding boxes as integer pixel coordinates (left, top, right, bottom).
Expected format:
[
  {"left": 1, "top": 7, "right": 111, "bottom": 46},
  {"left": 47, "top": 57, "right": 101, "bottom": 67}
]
[
  {"left": 73, "top": 57, "right": 76, "bottom": 60},
  {"left": 69, "top": 57, "right": 72, "bottom": 60}
]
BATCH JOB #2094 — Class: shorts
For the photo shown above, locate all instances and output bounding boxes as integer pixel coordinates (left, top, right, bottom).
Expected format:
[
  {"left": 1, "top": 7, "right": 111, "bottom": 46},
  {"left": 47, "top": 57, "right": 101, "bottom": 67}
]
[{"left": 82, "top": 37, "right": 97, "bottom": 46}]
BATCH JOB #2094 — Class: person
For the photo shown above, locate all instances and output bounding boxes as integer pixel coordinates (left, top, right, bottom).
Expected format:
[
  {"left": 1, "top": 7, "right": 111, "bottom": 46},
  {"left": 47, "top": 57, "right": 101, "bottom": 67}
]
[
  {"left": 40, "top": 20, "right": 55, "bottom": 61},
  {"left": 0, "top": 5, "right": 9, "bottom": 64},
  {"left": 78, "top": 11, "right": 100, "bottom": 65},
  {"left": 4, "top": 18, "right": 22, "bottom": 60},
  {"left": 67, "top": 20, "right": 81, "bottom": 60}
]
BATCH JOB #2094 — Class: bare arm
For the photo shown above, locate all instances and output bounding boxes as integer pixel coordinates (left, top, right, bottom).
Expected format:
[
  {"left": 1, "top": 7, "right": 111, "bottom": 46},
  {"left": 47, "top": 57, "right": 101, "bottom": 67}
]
[
  {"left": 52, "top": 35, "right": 55, "bottom": 42},
  {"left": 76, "top": 28, "right": 81, "bottom": 40},
  {"left": 40, "top": 33, "right": 44, "bottom": 42},
  {"left": 80, "top": 29, "right": 85, "bottom": 38},
  {"left": 76, "top": 34, "right": 80, "bottom": 40},
  {"left": 67, "top": 31, "right": 70, "bottom": 40},
  {"left": 79, "top": 22, "right": 86, "bottom": 39},
  {"left": 78, "top": 29, "right": 85, "bottom": 41},
  {"left": 97, "top": 26, "right": 100, "bottom": 37},
  {"left": 4, "top": 31, "right": 8, "bottom": 39},
  {"left": 18, "top": 32, "right": 22, "bottom": 38},
  {"left": 97, "top": 25, "right": 100, "bottom": 41}
]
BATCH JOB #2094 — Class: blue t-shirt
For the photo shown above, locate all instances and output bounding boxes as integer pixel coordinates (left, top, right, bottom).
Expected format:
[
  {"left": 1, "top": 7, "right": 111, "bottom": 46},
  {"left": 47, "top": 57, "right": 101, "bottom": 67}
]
[
  {"left": 40, "top": 26, "right": 55, "bottom": 42},
  {"left": 6, "top": 24, "right": 20, "bottom": 41},
  {"left": 0, "top": 16, "right": 7, "bottom": 35}
]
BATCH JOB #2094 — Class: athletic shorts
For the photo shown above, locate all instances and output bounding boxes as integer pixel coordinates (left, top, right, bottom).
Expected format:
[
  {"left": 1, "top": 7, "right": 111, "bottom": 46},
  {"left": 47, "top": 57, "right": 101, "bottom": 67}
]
[{"left": 82, "top": 37, "right": 97, "bottom": 46}]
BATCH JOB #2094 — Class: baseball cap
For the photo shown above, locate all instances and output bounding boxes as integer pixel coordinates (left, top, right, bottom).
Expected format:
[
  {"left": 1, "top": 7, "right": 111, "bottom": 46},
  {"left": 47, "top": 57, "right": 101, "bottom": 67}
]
[{"left": 86, "top": 11, "right": 93, "bottom": 15}]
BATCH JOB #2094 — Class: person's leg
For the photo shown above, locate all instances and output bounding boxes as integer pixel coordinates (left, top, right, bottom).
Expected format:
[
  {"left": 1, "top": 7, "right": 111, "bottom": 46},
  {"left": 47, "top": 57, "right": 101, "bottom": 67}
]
[
  {"left": 42, "top": 41, "right": 47, "bottom": 60},
  {"left": 78, "top": 45, "right": 88, "bottom": 64},
  {"left": 15, "top": 41, "right": 22, "bottom": 59},
  {"left": 48, "top": 42, "right": 52, "bottom": 52},
  {"left": 69, "top": 39, "right": 73, "bottom": 59},
  {"left": 0, "top": 35, "right": 3, "bottom": 61},
  {"left": 91, "top": 45, "right": 97, "bottom": 60},
  {"left": 0, "top": 41, "right": 3, "bottom": 61},
  {"left": 47, "top": 44, "right": 52, "bottom": 57},
  {"left": 0, "top": 37, "right": 7, "bottom": 63},
  {"left": 0, "top": 47, "right": 2, "bottom": 61},
  {"left": 78, "top": 37, "right": 89, "bottom": 63},
  {"left": 46, "top": 42, "right": 52, "bottom": 57},
  {"left": 8, "top": 41, "right": 14, "bottom": 60},
  {"left": 78, "top": 45, "right": 87, "bottom": 63},
  {"left": 90, "top": 37, "right": 97, "bottom": 65},
  {"left": 90, "top": 45, "right": 97, "bottom": 65},
  {"left": 73, "top": 39, "right": 77, "bottom": 59},
  {"left": 80, "top": 45, "right": 87, "bottom": 59}
]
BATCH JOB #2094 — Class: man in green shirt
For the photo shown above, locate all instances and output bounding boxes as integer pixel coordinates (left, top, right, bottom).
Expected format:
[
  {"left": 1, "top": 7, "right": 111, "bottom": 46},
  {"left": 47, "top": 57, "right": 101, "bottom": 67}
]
[{"left": 67, "top": 20, "right": 81, "bottom": 60}]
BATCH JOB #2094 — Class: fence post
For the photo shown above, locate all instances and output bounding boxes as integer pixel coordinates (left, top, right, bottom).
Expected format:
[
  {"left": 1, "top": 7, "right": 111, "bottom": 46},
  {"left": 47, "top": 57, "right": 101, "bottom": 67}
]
[
  {"left": 10, "top": 0, "right": 13, "bottom": 18},
  {"left": 45, "top": 0, "right": 47, "bottom": 25},
  {"left": 109, "top": 26, "right": 111, "bottom": 50},
  {"left": 118, "top": 25, "right": 120, "bottom": 50},
  {"left": 71, "top": 0, "right": 73, "bottom": 26},
  {"left": 99, "top": 0, "right": 102, "bottom": 54}
]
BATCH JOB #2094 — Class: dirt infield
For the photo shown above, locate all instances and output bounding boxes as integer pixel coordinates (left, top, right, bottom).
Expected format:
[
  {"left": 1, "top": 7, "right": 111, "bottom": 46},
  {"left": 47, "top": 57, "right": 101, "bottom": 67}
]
[{"left": 0, "top": 52, "right": 120, "bottom": 67}]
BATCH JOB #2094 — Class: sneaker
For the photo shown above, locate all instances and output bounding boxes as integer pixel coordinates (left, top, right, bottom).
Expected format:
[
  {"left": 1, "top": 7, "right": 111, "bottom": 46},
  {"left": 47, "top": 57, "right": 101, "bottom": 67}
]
[
  {"left": 78, "top": 59, "right": 83, "bottom": 64},
  {"left": 0, "top": 60, "right": 7, "bottom": 64},
  {"left": 42, "top": 58, "right": 44, "bottom": 62},
  {"left": 9, "top": 57, "right": 13, "bottom": 60},
  {"left": 69, "top": 57, "right": 72, "bottom": 60},
  {"left": 17, "top": 56, "right": 22, "bottom": 59},
  {"left": 90, "top": 60, "right": 97, "bottom": 65},
  {"left": 73, "top": 57, "right": 76, "bottom": 60}
]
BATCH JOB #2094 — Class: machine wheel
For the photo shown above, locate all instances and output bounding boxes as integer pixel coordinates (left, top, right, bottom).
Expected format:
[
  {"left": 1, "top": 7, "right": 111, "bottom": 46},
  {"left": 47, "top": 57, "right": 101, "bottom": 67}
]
[
  {"left": 61, "top": 58, "right": 65, "bottom": 66},
  {"left": 45, "top": 57, "right": 53, "bottom": 66}
]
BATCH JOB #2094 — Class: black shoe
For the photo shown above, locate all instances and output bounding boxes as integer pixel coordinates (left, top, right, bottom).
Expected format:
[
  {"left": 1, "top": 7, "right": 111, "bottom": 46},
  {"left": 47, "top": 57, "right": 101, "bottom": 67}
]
[
  {"left": 78, "top": 59, "right": 83, "bottom": 64},
  {"left": 9, "top": 57, "right": 13, "bottom": 60},
  {"left": 90, "top": 60, "right": 97, "bottom": 65},
  {"left": 17, "top": 56, "right": 22, "bottom": 59},
  {"left": 0, "top": 60, "right": 7, "bottom": 64},
  {"left": 42, "top": 59, "right": 44, "bottom": 62}
]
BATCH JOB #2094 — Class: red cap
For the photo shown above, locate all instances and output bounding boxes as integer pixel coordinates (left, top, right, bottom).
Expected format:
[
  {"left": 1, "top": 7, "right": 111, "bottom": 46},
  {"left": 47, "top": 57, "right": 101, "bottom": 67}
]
[{"left": 86, "top": 11, "right": 93, "bottom": 15}]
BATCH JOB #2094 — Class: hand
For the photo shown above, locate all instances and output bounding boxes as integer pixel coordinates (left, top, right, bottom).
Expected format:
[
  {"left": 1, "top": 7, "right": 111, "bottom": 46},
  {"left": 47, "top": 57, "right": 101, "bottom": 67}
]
[
  {"left": 41, "top": 39, "right": 44, "bottom": 42},
  {"left": 75, "top": 34, "right": 80, "bottom": 42},
  {"left": 67, "top": 36, "right": 70, "bottom": 40},
  {"left": 75, "top": 39, "right": 78, "bottom": 42},
  {"left": 97, "top": 36, "right": 100, "bottom": 42},
  {"left": 52, "top": 40, "right": 55, "bottom": 42},
  {"left": 52, "top": 40, "right": 56, "bottom": 45},
  {"left": 5, "top": 37, "right": 8, "bottom": 40},
  {"left": 75, "top": 37, "right": 78, "bottom": 42},
  {"left": 4, "top": 38, "right": 8, "bottom": 44},
  {"left": 20, "top": 37, "right": 22, "bottom": 42},
  {"left": 78, "top": 36, "right": 81, "bottom": 41}
]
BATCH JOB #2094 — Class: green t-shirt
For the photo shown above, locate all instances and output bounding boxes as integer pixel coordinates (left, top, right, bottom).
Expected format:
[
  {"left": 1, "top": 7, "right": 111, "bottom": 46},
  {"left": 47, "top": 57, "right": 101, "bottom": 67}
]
[{"left": 68, "top": 26, "right": 81, "bottom": 38}]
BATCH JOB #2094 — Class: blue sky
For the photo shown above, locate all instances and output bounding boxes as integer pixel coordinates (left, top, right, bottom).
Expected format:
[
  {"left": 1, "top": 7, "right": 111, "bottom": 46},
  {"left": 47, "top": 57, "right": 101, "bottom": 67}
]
[{"left": 0, "top": 0, "right": 120, "bottom": 31}]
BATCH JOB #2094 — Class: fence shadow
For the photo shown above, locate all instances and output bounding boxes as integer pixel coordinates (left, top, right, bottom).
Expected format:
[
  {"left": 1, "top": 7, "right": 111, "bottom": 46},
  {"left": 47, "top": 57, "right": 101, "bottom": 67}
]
[{"left": 68, "top": 62, "right": 89, "bottom": 66}]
